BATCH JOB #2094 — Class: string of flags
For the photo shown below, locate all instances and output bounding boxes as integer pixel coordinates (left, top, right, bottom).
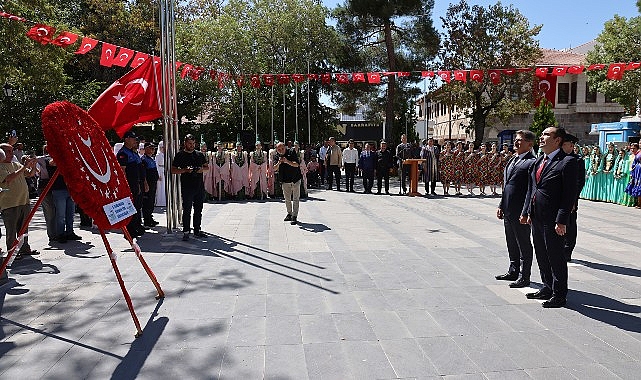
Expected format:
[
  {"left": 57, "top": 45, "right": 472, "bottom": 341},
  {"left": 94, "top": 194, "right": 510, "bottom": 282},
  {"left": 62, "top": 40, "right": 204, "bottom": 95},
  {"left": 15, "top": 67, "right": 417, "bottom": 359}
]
[{"left": 3, "top": 10, "right": 640, "bottom": 87}]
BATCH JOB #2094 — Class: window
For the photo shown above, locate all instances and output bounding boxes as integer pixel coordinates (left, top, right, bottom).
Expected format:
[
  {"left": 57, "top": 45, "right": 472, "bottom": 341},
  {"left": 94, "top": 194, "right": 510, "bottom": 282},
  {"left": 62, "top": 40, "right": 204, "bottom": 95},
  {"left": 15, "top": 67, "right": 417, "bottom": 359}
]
[
  {"left": 570, "top": 82, "right": 577, "bottom": 104},
  {"left": 557, "top": 83, "right": 569, "bottom": 104},
  {"left": 585, "top": 83, "right": 597, "bottom": 103}
]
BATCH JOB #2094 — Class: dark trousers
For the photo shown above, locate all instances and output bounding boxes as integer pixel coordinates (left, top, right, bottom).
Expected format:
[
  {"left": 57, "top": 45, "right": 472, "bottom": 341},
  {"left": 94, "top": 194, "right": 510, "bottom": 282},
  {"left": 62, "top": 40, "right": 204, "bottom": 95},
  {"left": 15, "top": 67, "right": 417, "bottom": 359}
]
[
  {"left": 362, "top": 169, "right": 374, "bottom": 193},
  {"left": 532, "top": 215, "right": 568, "bottom": 299},
  {"left": 143, "top": 181, "right": 157, "bottom": 223},
  {"left": 327, "top": 165, "right": 341, "bottom": 190},
  {"left": 564, "top": 211, "right": 578, "bottom": 261},
  {"left": 1, "top": 204, "right": 32, "bottom": 253},
  {"left": 319, "top": 160, "right": 325, "bottom": 184},
  {"left": 504, "top": 216, "right": 533, "bottom": 279},
  {"left": 377, "top": 170, "right": 390, "bottom": 193},
  {"left": 400, "top": 163, "right": 410, "bottom": 192},
  {"left": 424, "top": 172, "right": 437, "bottom": 193},
  {"left": 127, "top": 192, "right": 144, "bottom": 233},
  {"left": 182, "top": 184, "right": 205, "bottom": 233},
  {"left": 345, "top": 163, "right": 356, "bottom": 191}
]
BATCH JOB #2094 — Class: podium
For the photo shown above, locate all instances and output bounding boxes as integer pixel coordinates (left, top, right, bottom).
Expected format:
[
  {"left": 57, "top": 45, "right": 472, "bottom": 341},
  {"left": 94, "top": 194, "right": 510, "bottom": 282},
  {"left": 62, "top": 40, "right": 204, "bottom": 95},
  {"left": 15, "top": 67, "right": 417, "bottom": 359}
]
[{"left": 402, "top": 159, "right": 426, "bottom": 197}]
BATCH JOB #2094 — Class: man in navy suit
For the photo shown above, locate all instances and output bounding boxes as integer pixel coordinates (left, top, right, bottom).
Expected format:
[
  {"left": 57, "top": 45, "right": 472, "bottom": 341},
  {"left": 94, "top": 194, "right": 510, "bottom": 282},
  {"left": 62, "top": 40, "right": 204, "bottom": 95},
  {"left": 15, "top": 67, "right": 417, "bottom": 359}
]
[
  {"left": 561, "top": 134, "right": 586, "bottom": 262},
  {"left": 523, "top": 127, "right": 578, "bottom": 308},
  {"left": 496, "top": 130, "right": 536, "bottom": 288}
]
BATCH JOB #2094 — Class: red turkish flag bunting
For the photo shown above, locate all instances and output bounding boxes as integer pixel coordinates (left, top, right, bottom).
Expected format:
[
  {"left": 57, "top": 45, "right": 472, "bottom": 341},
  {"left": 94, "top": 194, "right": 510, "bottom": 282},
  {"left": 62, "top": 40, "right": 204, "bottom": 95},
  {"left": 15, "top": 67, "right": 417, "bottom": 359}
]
[
  {"left": 130, "top": 52, "right": 149, "bottom": 68},
  {"left": 0, "top": 11, "right": 26, "bottom": 22},
  {"left": 352, "top": 73, "right": 366, "bottom": 83},
  {"left": 607, "top": 63, "right": 626, "bottom": 80},
  {"left": 26, "top": 24, "right": 56, "bottom": 45},
  {"left": 397, "top": 72, "right": 411, "bottom": 78},
  {"left": 277, "top": 74, "right": 291, "bottom": 85},
  {"left": 502, "top": 68, "right": 517, "bottom": 76},
  {"left": 567, "top": 65, "right": 585, "bottom": 74},
  {"left": 250, "top": 75, "right": 261, "bottom": 88},
  {"left": 552, "top": 66, "right": 568, "bottom": 76},
  {"left": 190, "top": 67, "right": 204, "bottom": 80},
  {"left": 469, "top": 70, "right": 483, "bottom": 83},
  {"left": 50, "top": 31, "right": 78, "bottom": 47},
  {"left": 367, "top": 72, "right": 381, "bottom": 84},
  {"left": 535, "top": 67, "right": 549, "bottom": 78},
  {"left": 217, "top": 72, "right": 228, "bottom": 88},
  {"left": 587, "top": 64, "right": 606, "bottom": 71},
  {"left": 263, "top": 75, "right": 275, "bottom": 86},
  {"left": 321, "top": 73, "right": 332, "bottom": 85},
  {"left": 488, "top": 70, "right": 501, "bottom": 85},
  {"left": 421, "top": 71, "right": 435, "bottom": 78},
  {"left": 235, "top": 75, "right": 246, "bottom": 87},
  {"left": 626, "top": 62, "right": 641, "bottom": 71},
  {"left": 88, "top": 58, "right": 162, "bottom": 138},
  {"left": 292, "top": 74, "right": 306, "bottom": 83},
  {"left": 336, "top": 73, "right": 350, "bottom": 84},
  {"left": 99, "top": 43, "right": 117, "bottom": 67},
  {"left": 180, "top": 64, "right": 194, "bottom": 79},
  {"left": 209, "top": 70, "right": 218, "bottom": 81},
  {"left": 437, "top": 71, "right": 451, "bottom": 83},
  {"left": 307, "top": 74, "right": 320, "bottom": 81},
  {"left": 454, "top": 70, "right": 467, "bottom": 82},
  {"left": 517, "top": 68, "right": 533, "bottom": 73},
  {"left": 113, "top": 47, "right": 134, "bottom": 67}
]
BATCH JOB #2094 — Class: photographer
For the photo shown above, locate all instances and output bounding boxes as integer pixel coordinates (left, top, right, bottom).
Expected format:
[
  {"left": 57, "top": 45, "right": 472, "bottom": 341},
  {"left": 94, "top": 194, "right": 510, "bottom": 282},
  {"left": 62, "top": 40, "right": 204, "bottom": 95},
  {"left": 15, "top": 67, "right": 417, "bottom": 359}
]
[
  {"left": 273, "top": 142, "right": 302, "bottom": 225},
  {"left": 171, "top": 134, "right": 209, "bottom": 241}
]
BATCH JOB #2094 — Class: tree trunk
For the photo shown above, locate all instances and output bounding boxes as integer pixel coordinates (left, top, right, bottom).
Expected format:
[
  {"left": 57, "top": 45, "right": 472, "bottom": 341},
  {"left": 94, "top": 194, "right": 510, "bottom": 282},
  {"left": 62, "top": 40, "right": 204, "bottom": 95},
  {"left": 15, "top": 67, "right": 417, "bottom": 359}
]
[
  {"left": 472, "top": 92, "right": 486, "bottom": 147},
  {"left": 383, "top": 20, "right": 397, "bottom": 141}
]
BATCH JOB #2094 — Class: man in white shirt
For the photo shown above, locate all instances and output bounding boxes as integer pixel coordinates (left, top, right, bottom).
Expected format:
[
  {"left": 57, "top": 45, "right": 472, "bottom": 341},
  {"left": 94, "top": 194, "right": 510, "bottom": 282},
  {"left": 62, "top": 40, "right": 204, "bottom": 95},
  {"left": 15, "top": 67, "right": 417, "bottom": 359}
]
[{"left": 342, "top": 139, "right": 359, "bottom": 192}]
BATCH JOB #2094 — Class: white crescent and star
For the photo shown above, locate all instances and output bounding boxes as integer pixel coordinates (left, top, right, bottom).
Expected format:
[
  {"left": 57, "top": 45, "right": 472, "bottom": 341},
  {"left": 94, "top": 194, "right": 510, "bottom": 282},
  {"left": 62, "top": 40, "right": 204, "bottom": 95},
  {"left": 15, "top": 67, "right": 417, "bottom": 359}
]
[
  {"left": 539, "top": 80, "right": 551, "bottom": 92},
  {"left": 37, "top": 27, "right": 49, "bottom": 36},
  {"left": 73, "top": 134, "right": 113, "bottom": 184}
]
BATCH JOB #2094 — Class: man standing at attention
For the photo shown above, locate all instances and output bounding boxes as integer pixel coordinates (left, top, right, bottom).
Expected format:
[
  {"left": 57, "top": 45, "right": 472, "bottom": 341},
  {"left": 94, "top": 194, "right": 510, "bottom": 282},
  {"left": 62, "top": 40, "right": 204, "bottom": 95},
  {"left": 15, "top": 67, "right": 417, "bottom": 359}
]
[
  {"left": 359, "top": 142, "right": 377, "bottom": 194},
  {"left": 496, "top": 130, "right": 536, "bottom": 288},
  {"left": 342, "top": 139, "right": 359, "bottom": 192},
  {"left": 274, "top": 142, "right": 302, "bottom": 225},
  {"left": 421, "top": 138, "right": 440, "bottom": 196},
  {"left": 141, "top": 142, "right": 160, "bottom": 227},
  {"left": 117, "top": 131, "right": 147, "bottom": 238},
  {"left": 171, "top": 134, "right": 209, "bottom": 241},
  {"left": 376, "top": 141, "right": 394, "bottom": 194},
  {"left": 325, "top": 137, "right": 343, "bottom": 191},
  {"left": 524, "top": 127, "right": 577, "bottom": 308},
  {"left": 561, "top": 134, "right": 585, "bottom": 262}
]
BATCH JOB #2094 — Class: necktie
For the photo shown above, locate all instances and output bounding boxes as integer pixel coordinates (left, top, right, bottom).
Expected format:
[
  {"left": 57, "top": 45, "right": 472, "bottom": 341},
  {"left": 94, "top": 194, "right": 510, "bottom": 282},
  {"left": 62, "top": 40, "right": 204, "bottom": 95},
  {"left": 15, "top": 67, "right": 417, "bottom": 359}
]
[{"left": 535, "top": 156, "right": 548, "bottom": 183}]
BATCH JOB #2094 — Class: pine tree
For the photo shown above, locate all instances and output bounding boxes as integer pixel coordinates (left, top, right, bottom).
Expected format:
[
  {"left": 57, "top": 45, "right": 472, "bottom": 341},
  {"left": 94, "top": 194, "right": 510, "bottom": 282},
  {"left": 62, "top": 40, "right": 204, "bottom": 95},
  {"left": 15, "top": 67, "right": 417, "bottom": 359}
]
[{"left": 530, "top": 99, "right": 557, "bottom": 138}]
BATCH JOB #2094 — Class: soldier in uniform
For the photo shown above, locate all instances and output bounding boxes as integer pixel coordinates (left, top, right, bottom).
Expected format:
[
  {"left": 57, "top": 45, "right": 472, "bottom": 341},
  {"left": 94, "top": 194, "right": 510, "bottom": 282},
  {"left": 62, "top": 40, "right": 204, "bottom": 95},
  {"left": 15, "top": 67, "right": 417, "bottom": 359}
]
[
  {"left": 116, "top": 131, "right": 147, "bottom": 238},
  {"left": 141, "top": 142, "right": 159, "bottom": 227}
]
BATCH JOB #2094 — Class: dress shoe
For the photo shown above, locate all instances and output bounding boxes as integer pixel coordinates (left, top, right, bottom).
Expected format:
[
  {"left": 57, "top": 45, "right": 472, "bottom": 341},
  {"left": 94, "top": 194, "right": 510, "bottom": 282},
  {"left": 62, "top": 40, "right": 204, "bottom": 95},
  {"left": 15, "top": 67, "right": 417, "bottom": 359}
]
[
  {"left": 542, "top": 297, "right": 566, "bottom": 308},
  {"left": 194, "top": 230, "right": 207, "bottom": 238},
  {"left": 290, "top": 217, "right": 298, "bottom": 225},
  {"left": 182, "top": 233, "right": 190, "bottom": 241},
  {"left": 509, "top": 278, "right": 530, "bottom": 288},
  {"left": 66, "top": 233, "right": 82, "bottom": 240},
  {"left": 495, "top": 272, "right": 519, "bottom": 281},
  {"left": 526, "top": 289, "right": 553, "bottom": 300},
  {"left": 284, "top": 214, "right": 292, "bottom": 221}
]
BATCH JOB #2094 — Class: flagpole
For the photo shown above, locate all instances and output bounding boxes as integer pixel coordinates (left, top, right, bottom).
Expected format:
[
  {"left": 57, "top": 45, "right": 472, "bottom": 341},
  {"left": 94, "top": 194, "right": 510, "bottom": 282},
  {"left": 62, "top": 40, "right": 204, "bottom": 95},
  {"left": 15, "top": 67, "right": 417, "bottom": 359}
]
[
  {"left": 271, "top": 84, "right": 274, "bottom": 146},
  {"left": 295, "top": 80, "right": 299, "bottom": 143},
  {"left": 255, "top": 88, "right": 258, "bottom": 142},
  {"left": 307, "top": 61, "right": 311, "bottom": 145},
  {"left": 282, "top": 85, "right": 286, "bottom": 143},
  {"left": 241, "top": 85, "right": 244, "bottom": 132}
]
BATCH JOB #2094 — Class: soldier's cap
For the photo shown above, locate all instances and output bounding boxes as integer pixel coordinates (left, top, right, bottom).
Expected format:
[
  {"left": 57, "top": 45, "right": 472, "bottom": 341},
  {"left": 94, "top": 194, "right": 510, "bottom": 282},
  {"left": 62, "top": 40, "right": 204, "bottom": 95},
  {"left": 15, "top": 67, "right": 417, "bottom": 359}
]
[
  {"left": 380, "top": 140, "right": 387, "bottom": 144},
  {"left": 144, "top": 142, "right": 156, "bottom": 148},
  {"left": 565, "top": 134, "right": 579, "bottom": 144},
  {"left": 123, "top": 131, "right": 137, "bottom": 139}
]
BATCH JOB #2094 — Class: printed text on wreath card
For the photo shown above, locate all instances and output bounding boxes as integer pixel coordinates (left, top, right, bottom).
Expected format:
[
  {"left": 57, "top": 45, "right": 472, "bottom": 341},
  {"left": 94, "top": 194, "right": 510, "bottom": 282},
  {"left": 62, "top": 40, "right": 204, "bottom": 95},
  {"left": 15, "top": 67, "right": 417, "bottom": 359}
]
[{"left": 103, "top": 198, "right": 137, "bottom": 226}]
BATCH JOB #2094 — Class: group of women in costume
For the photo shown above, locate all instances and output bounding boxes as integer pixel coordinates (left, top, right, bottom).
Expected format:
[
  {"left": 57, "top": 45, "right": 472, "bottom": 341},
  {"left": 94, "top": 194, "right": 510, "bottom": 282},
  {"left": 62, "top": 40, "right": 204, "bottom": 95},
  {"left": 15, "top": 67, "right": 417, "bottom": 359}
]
[{"left": 580, "top": 142, "right": 641, "bottom": 208}]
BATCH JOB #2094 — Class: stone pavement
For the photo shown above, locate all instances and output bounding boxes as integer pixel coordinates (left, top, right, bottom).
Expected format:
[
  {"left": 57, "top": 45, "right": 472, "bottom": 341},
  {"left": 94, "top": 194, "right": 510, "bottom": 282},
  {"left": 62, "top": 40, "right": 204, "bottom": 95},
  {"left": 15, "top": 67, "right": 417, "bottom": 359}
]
[{"left": 1, "top": 180, "right": 641, "bottom": 379}]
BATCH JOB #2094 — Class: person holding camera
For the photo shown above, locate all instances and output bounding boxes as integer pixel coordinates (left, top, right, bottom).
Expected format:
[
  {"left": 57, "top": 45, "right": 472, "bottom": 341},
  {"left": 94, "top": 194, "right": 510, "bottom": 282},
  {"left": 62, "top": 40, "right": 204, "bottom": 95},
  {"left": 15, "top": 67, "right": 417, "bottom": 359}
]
[
  {"left": 273, "top": 142, "right": 302, "bottom": 225},
  {"left": 171, "top": 134, "right": 209, "bottom": 241}
]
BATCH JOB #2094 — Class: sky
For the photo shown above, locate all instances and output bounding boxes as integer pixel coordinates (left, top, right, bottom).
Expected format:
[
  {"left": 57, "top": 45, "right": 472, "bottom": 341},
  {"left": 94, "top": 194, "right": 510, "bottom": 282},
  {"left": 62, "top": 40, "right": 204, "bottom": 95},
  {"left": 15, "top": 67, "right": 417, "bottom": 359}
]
[{"left": 321, "top": 0, "right": 639, "bottom": 51}]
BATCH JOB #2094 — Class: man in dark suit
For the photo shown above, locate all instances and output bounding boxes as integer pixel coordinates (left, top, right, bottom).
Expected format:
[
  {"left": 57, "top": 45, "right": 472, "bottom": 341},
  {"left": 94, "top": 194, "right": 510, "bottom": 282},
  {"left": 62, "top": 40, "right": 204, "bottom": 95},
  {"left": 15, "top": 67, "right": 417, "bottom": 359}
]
[
  {"left": 561, "top": 134, "right": 585, "bottom": 262},
  {"left": 496, "top": 130, "right": 536, "bottom": 288},
  {"left": 523, "top": 127, "right": 578, "bottom": 308}
]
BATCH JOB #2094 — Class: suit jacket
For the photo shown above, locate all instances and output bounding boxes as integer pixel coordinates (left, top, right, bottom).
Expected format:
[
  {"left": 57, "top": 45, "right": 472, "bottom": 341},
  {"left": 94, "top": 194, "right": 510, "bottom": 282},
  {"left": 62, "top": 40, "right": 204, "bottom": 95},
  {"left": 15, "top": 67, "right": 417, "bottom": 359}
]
[
  {"left": 525, "top": 150, "right": 578, "bottom": 225},
  {"left": 498, "top": 152, "right": 535, "bottom": 218},
  {"left": 571, "top": 153, "right": 586, "bottom": 210}
]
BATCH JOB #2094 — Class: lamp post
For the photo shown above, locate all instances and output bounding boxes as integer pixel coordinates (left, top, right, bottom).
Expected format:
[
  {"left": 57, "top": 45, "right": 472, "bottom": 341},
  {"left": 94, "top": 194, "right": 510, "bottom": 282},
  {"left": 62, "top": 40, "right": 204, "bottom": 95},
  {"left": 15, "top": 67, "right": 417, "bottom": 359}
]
[{"left": 3, "top": 83, "right": 15, "bottom": 97}]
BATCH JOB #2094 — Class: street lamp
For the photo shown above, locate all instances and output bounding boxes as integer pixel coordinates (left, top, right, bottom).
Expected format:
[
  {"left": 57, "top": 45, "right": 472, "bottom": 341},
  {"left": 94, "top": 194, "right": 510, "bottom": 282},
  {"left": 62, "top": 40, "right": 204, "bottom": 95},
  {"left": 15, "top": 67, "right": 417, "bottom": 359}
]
[{"left": 3, "top": 83, "right": 15, "bottom": 97}]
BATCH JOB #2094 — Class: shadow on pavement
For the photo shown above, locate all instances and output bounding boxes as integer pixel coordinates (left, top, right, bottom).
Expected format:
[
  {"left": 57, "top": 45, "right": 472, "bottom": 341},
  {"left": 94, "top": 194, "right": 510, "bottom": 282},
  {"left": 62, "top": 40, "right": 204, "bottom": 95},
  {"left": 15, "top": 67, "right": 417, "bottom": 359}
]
[
  {"left": 574, "top": 259, "right": 641, "bottom": 278},
  {"left": 567, "top": 289, "right": 641, "bottom": 333},
  {"left": 297, "top": 222, "right": 331, "bottom": 233},
  {"left": 6, "top": 257, "right": 60, "bottom": 276}
]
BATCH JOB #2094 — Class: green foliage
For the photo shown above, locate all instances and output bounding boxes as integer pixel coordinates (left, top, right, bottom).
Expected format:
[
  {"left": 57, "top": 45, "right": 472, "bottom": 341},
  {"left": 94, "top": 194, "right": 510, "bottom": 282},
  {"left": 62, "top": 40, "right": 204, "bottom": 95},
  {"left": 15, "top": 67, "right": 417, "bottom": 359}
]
[
  {"left": 530, "top": 99, "right": 557, "bottom": 138},
  {"left": 434, "top": 0, "right": 542, "bottom": 146},
  {"left": 586, "top": 15, "right": 641, "bottom": 114}
]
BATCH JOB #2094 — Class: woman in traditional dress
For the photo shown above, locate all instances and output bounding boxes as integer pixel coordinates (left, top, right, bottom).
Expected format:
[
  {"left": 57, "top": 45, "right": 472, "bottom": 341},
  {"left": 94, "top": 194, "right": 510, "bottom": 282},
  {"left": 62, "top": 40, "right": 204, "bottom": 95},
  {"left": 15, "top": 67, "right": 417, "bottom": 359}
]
[
  {"left": 439, "top": 142, "right": 454, "bottom": 195},
  {"left": 487, "top": 143, "right": 503, "bottom": 196},
  {"left": 211, "top": 142, "right": 231, "bottom": 199},
  {"left": 475, "top": 143, "right": 489, "bottom": 195},
  {"left": 602, "top": 143, "right": 617, "bottom": 203},
  {"left": 249, "top": 141, "right": 268, "bottom": 198},
  {"left": 579, "top": 146, "right": 592, "bottom": 200},
  {"left": 501, "top": 143, "right": 513, "bottom": 160},
  {"left": 613, "top": 148, "right": 635, "bottom": 206},
  {"left": 464, "top": 142, "right": 477, "bottom": 195},
  {"left": 452, "top": 141, "right": 465, "bottom": 195},
  {"left": 230, "top": 141, "right": 250, "bottom": 198},
  {"left": 625, "top": 143, "right": 641, "bottom": 208},
  {"left": 155, "top": 141, "right": 166, "bottom": 207},
  {"left": 588, "top": 145, "right": 604, "bottom": 201}
]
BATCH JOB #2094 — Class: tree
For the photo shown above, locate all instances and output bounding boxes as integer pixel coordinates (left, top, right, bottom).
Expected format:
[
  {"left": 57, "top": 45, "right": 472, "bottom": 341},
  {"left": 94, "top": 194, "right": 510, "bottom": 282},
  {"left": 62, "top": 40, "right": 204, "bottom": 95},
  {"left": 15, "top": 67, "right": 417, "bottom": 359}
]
[
  {"left": 435, "top": 0, "right": 542, "bottom": 146},
  {"left": 332, "top": 0, "right": 439, "bottom": 144},
  {"left": 530, "top": 99, "right": 557, "bottom": 138},
  {"left": 586, "top": 15, "right": 641, "bottom": 115}
]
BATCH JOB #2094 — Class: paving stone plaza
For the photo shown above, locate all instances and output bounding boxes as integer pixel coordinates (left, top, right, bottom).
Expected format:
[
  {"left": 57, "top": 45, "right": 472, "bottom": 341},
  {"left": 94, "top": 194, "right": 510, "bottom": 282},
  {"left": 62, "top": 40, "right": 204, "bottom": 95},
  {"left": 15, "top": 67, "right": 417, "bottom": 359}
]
[{"left": 1, "top": 182, "right": 641, "bottom": 379}]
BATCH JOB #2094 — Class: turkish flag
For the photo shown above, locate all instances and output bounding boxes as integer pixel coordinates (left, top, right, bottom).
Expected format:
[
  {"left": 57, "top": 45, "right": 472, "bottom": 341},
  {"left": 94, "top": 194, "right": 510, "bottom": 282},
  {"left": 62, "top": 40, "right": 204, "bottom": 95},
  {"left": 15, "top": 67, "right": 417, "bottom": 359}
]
[
  {"left": 421, "top": 71, "right": 435, "bottom": 78},
  {"left": 352, "top": 73, "right": 366, "bottom": 83},
  {"left": 626, "top": 62, "right": 641, "bottom": 71},
  {"left": 488, "top": 70, "right": 501, "bottom": 84},
  {"left": 130, "top": 52, "right": 149, "bottom": 68},
  {"left": 292, "top": 74, "right": 306, "bottom": 83},
  {"left": 321, "top": 73, "right": 332, "bottom": 85},
  {"left": 336, "top": 73, "right": 350, "bottom": 84},
  {"left": 88, "top": 58, "right": 162, "bottom": 138},
  {"left": 180, "top": 64, "right": 194, "bottom": 79},
  {"left": 502, "top": 68, "right": 516, "bottom": 75},
  {"left": 250, "top": 75, "right": 261, "bottom": 88},
  {"left": 50, "top": 31, "right": 78, "bottom": 47},
  {"left": 437, "top": 71, "right": 451, "bottom": 83},
  {"left": 307, "top": 74, "right": 320, "bottom": 81},
  {"left": 535, "top": 67, "right": 549, "bottom": 78},
  {"left": 113, "top": 47, "right": 134, "bottom": 67},
  {"left": 217, "top": 72, "right": 228, "bottom": 88},
  {"left": 567, "top": 65, "right": 585, "bottom": 74},
  {"left": 75, "top": 37, "right": 98, "bottom": 54},
  {"left": 0, "top": 12, "right": 27, "bottom": 22},
  {"left": 470, "top": 70, "right": 483, "bottom": 83},
  {"left": 99, "top": 43, "right": 117, "bottom": 67},
  {"left": 588, "top": 64, "right": 606, "bottom": 71},
  {"left": 263, "top": 74, "right": 275, "bottom": 86},
  {"left": 26, "top": 24, "right": 56, "bottom": 45},
  {"left": 367, "top": 72, "right": 381, "bottom": 84},
  {"left": 534, "top": 74, "right": 557, "bottom": 108},
  {"left": 190, "top": 67, "right": 204, "bottom": 80},
  {"left": 397, "top": 72, "right": 411, "bottom": 78},
  {"left": 454, "top": 70, "right": 467, "bottom": 82},
  {"left": 235, "top": 75, "right": 245, "bottom": 87},
  {"left": 607, "top": 63, "right": 626, "bottom": 80},
  {"left": 552, "top": 66, "right": 568, "bottom": 76},
  {"left": 277, "top": 74, "right": 291, "bottom": 85}
]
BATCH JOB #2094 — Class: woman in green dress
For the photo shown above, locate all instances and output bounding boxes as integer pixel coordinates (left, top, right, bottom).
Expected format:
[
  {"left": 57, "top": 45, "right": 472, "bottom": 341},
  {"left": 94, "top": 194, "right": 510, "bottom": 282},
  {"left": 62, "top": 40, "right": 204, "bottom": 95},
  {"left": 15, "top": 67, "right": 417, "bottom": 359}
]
[
  {"left": 588, "top": 145, "right": 604, "bottom": 201},
  {"left": 602, "top": 143, "right": 617, "bottom": 202},
  {"left": 613, "top": 148, "right": 635, "bottom": 206},
  {"left": 580, "top": 146, "right": 593, "bottom": 200}
]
